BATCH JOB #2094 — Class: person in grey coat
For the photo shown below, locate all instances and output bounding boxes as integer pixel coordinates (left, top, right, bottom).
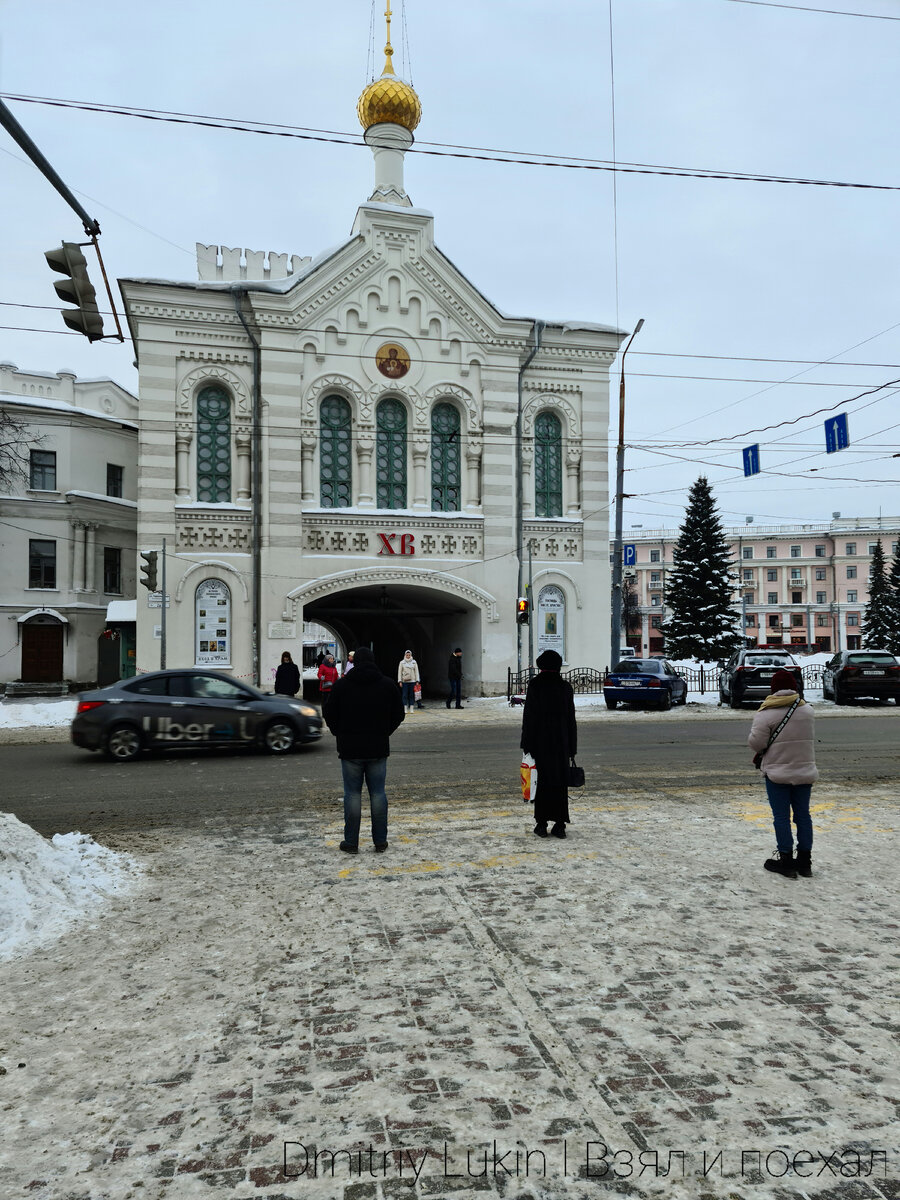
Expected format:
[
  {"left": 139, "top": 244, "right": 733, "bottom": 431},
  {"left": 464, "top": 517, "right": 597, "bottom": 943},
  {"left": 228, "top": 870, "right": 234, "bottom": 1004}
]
[{"left": 748, "top": 668, "right": 818, "bottom": 879}]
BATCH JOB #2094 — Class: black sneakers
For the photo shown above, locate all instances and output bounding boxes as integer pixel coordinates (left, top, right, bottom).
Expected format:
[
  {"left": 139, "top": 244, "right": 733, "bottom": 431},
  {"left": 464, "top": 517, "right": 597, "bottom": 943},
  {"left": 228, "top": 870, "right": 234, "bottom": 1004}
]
[
  {"left": 550, "top": 823, "right": 567, "bottom": 839},
  {"left": 534, "top": 822, "right": 548, "bottom": 838},
  {"left": 374, "top": 842, "right": 388, "bottom": 853},
  {"left": 339, "top": 842, "right": 358, "bottom": 854}
]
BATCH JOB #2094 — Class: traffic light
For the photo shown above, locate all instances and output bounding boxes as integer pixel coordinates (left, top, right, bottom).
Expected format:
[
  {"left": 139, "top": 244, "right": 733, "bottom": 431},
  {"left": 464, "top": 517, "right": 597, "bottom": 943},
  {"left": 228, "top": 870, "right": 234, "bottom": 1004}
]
[
  {"left": 516, "top": 596, "right": 530, "bottom": 625},
  {"left": 139, "top": 551, "right": 158, "bottom": 591},
  {"left": 45, "top": 242, "right": 104, "bottom": 341}
]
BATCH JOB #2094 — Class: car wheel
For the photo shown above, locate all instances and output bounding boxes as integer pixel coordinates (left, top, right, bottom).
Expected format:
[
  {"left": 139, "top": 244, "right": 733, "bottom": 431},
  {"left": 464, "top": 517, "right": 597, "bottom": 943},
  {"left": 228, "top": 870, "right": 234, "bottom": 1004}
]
[
  {"left": 729, "top": 693, "right": 743, "bottom": 709},
  {"left": 678, "top": 688, "right": 688, "bottom": 705},
  {"left": 660, "top": 689, "right": 672, "bottom": 711},
  {"left": 605, "top": 697, "right": 618, "bottom": 710},
  {"left": 833, "top": 687, "right": 848, "bottom": 706},
  {"left": 104, "top": 724, "right": 142, "bottom": 762},
  {"left": 263, "top": 720, "right": 297, "bottom": 754}
]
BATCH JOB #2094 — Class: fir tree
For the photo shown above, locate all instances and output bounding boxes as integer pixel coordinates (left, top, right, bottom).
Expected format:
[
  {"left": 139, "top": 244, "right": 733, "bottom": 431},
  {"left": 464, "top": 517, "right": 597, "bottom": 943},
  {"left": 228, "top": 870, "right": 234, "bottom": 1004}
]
[
  {"left": 662, "top": 476, "right": 742, "bottom": 661},
  {"left": 881, "top": 538, "right": 900, "bottom": 655},
  {"left": 861, "top": 540, "right": 895, "bottom": 649}
]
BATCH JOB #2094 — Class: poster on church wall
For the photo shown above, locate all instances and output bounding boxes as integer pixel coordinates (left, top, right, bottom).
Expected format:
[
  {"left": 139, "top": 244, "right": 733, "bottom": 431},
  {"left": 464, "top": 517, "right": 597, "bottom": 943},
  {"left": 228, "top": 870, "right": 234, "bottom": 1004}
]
[
  {"left": 195, "top": 579, "right": 231, "bottom": 666},
  {"left": 537, "top": 585, "right": 565, "bottom": 659}
]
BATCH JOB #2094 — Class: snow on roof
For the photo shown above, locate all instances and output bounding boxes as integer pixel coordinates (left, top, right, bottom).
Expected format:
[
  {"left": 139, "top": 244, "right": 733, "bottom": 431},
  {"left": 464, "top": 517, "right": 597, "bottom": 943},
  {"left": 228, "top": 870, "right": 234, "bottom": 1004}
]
[
  {"left": 0, "top": 394, "right": 138, "bottom": 428},
  {"left": 0, "top": 811, "right": 143, "bottom": 963},
  {"left": 106, "top": 600, "right": 137, "bottom": 622}
]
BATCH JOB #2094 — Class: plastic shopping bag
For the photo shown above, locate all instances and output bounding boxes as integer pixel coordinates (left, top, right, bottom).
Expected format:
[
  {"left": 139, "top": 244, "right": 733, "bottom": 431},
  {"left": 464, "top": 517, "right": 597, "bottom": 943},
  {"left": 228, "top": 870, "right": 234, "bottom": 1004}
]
[
  {"left": 414, "top": 682, "right": 422, "bottom": 703},
  {"left": 520, "top": 753, "right": 538, "bottom": 803}
]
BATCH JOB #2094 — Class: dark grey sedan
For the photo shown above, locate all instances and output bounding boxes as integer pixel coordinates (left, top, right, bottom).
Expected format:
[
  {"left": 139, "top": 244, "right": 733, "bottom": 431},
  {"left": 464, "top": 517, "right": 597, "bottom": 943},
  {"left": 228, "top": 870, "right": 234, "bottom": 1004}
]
[{"left": 72, "top": 670, "right": 323, "bottom": 762}]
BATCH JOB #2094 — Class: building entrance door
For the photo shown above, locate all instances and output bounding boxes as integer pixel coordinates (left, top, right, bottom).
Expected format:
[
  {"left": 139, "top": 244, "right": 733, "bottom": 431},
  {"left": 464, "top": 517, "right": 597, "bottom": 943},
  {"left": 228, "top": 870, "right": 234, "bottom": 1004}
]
[{"left": 21, "top": 620, "right": 64, "bottom": 681}]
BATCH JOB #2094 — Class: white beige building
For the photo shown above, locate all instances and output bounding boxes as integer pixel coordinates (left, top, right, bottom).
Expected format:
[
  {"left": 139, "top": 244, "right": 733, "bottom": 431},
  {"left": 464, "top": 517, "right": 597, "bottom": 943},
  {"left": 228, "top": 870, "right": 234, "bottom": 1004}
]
[
  {"left": 625, "top": 517, "right": 900, "bottom": 656},
  {"left": 0, "top": 363, "right": 138, "bottom": 690},
  {"left": 120, "top": 25, "right": 622, "bottom": 693}
]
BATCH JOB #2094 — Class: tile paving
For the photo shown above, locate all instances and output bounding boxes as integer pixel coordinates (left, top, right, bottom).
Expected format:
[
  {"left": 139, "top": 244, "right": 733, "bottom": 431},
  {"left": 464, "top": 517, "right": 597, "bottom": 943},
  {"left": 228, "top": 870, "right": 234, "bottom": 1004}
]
[{"left": 1, "top": 778, "right": 898, "bottom": 1200}]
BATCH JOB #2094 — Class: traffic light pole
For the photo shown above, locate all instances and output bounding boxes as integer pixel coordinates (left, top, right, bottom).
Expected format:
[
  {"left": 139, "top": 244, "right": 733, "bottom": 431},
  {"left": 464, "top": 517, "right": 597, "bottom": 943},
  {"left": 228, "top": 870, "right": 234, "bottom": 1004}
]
[
  {"left": 516, "top": 321, "right": 543, "bottom": 672},
  {"left": 610, "top": 319, "right": 644, "bottom": 671},
  {"left": 160, "top": 538, "right": 167, "bottom": 670},
  {"left": 0, "top": 97, "right": 100, "bottom": 237}
]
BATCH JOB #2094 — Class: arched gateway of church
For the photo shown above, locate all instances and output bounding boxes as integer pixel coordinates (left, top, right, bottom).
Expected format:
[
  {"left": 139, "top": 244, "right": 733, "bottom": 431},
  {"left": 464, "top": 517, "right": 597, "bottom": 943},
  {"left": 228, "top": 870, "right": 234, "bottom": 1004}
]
[{"left": 289, "top": 571, "right": 496, "bottom": 696}]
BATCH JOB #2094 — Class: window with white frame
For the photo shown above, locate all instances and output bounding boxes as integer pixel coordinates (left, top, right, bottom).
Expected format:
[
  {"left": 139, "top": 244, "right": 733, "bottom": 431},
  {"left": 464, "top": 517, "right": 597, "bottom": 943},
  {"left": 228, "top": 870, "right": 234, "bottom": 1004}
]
[
  {"left": 767, "top": 569, "right": 777, "bottom": 581},
  {"left": 847, "top": 590, "right": 857, "bottom": 602},
  {"left": 767, "top": 592, "right": 778, "bottom": 604},
  {"left": 742, "top": 547, "right": 753, "bottom": 559},
  {"left": 743, "top": 569, "right": 753, "bottom": 581},
  {"left": 790, "top": 568, "right": 801, "bottom": 579},
  {"left": 847, "top": 613, "right": 859, "bottom": 626},
  {"left": 815, "top": 567, "right": 826, "bottom": 580},
  {"left": 845, "top": 543, "right": 856, "bottom": 555},
  {"left": 651, "top": 594, "right": 661, "bottom": 606},
  {"left": 846, "top": 565, "right": 857, "bottom": 579},
  {"left": 766, "top": 546, "right": 777, "bottom": 558},
  {"left": 650, "top": 549, "right": 661, "bottom": 563},
  {"left": 815, "top": 545, "right": 825, "bottom": 557},
  {"left": 816, "top": 591, "right": 826, "bottom": 604},
  {"left": 650, "top": 571, "right": 661, "bottom": 583}
]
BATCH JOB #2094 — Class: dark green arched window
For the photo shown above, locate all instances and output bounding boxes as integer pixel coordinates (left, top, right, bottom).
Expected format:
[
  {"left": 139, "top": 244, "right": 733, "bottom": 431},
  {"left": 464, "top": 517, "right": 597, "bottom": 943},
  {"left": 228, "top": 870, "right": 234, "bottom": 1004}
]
[
  {"left": 431, "top": 402, "right": 461, "bottom": 512},
  {"left": 376, "top": 398, "right": 407, "bottom": 509},
  {"left": 196, "top": 385, "right": 232, "bottom": 503},
  {"left": 320, "top": 395, "right": 352, "bottom": 508},
  {"left": 534, "top": 411, "right": 563, "bottom": 518}
]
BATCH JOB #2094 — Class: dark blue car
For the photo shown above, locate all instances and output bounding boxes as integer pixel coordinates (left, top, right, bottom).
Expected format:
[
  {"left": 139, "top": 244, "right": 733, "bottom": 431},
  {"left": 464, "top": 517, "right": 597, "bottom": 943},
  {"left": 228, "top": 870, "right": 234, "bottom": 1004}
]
[{"left": 603, "top": 659, "right": 688, "bottom": 711}]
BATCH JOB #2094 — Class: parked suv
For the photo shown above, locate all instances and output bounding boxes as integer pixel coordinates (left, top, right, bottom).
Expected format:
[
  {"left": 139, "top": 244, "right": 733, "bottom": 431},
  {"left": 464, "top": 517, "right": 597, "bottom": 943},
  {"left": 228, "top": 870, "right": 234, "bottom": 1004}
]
[
  {"left": 822, "top": 650, "right": 900, "bottom": 705},
  {"left": 719, "top": 650, "right": 804, "bottom": 708}
]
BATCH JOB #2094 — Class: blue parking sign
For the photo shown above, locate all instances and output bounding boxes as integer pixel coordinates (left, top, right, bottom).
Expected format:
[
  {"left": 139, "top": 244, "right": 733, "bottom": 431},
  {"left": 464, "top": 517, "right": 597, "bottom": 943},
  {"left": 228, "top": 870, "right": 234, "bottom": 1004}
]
[
  {"left": 623, "top": 544, "right": 636, "bottom": 567},
  {"left": 825, "top": 413, "right": 849, "bottom": 453}
]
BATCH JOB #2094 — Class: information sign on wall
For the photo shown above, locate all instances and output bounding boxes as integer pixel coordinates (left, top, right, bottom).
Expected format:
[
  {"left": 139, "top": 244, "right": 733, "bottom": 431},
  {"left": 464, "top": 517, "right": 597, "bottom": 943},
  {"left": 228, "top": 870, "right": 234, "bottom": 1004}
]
[
  {"left": 195, "top": 579, "right": 231, "bottom": 666},
  {"left": 537, "top": 585, "right": 565, "bottom": 658}
]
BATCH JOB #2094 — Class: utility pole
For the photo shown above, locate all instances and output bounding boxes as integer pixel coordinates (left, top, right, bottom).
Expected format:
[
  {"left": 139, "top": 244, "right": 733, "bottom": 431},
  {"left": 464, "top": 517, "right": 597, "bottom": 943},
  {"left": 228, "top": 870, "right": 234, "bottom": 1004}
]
[
  {"left": 527, "top": 541, "right": 534, "bottom": 668},
  {"left": 610, "top": 318, "right": 644, "bottom": 669}
]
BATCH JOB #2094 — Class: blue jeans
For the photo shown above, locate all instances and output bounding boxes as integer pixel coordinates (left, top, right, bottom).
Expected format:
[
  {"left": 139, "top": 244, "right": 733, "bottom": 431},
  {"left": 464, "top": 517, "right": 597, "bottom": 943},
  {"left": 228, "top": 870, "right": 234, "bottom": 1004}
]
[
  {"left": 765, "top": 779, "right": 813, "bottom": 854},
  {"left": 448, "top": 678, "right": 461, "bottom": 706},
  {"left": 341, "top": 757, "right": 388, "bottom": 847},
  {"left": 401, "top": 681, "right": 416, "bottom": 708}
]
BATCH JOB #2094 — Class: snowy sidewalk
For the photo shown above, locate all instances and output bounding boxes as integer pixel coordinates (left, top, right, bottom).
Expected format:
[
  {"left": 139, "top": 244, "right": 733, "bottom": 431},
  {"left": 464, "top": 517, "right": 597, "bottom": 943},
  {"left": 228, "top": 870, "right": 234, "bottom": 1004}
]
[{"left": 2, "top": 780, "right": 898, "bottom": 1200}]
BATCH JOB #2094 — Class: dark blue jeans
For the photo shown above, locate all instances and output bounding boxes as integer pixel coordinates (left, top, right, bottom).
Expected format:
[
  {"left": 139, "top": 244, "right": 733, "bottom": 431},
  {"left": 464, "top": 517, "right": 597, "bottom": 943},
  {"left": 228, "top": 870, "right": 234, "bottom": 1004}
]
[
  {"left": 448, "top": 678, "right": 461, "bottom": 706},
  {"left": 764, "top": 779, "right": 813, "bottom": 854},
  {"left": 341, "top": 757, "right": 388, "bottom": 847},
  {"left": 401, "top": 681, "right": 416, "bottom": 708}
]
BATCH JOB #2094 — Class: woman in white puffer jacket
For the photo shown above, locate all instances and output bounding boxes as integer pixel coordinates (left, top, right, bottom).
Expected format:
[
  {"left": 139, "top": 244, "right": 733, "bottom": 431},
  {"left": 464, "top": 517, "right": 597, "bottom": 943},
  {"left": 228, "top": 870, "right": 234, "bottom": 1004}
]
[
  {"left": 397, "top": 650, "right": 420, "bottom": 713},
  {"left": 748, "top": 668, "right": 818, "bottom": 880}
]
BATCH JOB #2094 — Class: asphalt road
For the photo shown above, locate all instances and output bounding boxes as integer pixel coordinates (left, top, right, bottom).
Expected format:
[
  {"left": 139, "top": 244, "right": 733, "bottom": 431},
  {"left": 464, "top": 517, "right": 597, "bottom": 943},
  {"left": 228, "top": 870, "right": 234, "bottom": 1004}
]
[{"left": 4, "top": 715, "right": 897, "bottom": 841}]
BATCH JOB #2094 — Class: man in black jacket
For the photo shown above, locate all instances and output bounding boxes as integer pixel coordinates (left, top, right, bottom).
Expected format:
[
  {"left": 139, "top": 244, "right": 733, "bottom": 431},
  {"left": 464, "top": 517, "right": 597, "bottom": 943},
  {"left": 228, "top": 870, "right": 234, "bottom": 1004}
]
[
  {"left": 447, "top": 647, "right": 463, "bottom": 709},
  {"left": 322, "top": 646, "right": 405, "bottom": 853}
]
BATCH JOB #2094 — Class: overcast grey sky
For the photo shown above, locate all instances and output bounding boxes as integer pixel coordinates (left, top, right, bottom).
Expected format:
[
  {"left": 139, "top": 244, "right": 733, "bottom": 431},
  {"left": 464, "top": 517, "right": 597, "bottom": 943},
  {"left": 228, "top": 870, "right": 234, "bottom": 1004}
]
[{"left": 2, "top": 0, "right": 898, "bottom": 530}]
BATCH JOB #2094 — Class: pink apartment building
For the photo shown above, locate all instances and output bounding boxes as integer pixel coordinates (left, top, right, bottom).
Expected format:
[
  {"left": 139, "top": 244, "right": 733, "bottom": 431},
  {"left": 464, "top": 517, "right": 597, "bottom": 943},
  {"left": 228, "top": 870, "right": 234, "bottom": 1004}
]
[{"left": 625, "top": 517, "right": 900, "bottom": 657}]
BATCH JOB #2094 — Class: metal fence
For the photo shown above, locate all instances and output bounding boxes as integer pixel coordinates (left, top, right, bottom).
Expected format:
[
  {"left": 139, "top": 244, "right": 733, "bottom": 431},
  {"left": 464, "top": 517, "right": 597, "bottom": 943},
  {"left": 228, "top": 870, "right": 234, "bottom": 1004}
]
[{"left": 508, "top": 662, "right": 826, "bottom": 702}]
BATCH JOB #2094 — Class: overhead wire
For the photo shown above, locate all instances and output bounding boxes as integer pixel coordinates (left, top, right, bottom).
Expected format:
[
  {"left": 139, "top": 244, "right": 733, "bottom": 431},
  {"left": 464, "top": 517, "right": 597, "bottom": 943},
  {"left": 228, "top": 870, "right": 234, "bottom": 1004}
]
[{"left": 2, "top": 92, "right": 899, "bottom": 192}]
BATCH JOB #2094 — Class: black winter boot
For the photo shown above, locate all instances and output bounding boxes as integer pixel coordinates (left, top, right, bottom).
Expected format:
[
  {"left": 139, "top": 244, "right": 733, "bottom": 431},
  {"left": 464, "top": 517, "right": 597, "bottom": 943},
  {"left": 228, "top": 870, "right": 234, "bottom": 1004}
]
[
  {"left": 795, "top": 849, "right": 812, "bottom": 877},
  {"left": 764, "top": 850, "right": 797, "bottom": 879}
]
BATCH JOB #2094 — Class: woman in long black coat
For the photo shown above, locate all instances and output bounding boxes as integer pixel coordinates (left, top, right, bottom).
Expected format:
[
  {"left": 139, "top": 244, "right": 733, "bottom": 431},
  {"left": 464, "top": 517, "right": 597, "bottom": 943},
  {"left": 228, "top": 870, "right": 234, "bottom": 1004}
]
[
  {"left": 520, "top": 649, "right": 577, "bottom": 839},
  {"left": 274, "top": 651, "right": 301, "bottom": 696}
]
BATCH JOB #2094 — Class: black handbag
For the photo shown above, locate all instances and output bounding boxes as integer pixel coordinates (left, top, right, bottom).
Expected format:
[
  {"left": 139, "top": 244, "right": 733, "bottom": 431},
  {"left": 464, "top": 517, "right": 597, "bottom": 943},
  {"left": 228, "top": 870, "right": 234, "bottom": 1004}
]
[{"left": 567, "top": 757, "right": 585, "bottom": 788}]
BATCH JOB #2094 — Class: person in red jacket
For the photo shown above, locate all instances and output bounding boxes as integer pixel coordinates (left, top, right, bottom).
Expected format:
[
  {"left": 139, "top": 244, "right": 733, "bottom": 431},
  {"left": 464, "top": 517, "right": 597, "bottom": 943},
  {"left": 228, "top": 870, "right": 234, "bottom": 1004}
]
[{"left": 317, "top": 653, "right": 339, "bottom": 700}]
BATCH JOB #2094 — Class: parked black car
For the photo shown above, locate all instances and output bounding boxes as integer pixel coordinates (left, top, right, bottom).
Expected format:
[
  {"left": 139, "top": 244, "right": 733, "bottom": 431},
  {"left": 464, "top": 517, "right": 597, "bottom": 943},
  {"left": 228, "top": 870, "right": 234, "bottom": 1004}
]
[
  {"left": 603, "top": 659, "right": 688, "bottom": 710},
  {"left": 822, "top": 650, "right": 900, "bottom": 704},
  {"left": 72, "top": 669, "right": 323, "bottom": 761},
  {"left": 718, "top": 650, "right": 803, "bottom": 708}
]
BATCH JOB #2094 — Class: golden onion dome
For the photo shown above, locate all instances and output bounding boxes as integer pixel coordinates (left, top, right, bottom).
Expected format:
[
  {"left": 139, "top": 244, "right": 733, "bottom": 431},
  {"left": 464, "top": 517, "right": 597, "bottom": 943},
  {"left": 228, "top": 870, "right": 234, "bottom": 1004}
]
[{"left": 357, "top": 69, "right": 422, "bottom": 133}]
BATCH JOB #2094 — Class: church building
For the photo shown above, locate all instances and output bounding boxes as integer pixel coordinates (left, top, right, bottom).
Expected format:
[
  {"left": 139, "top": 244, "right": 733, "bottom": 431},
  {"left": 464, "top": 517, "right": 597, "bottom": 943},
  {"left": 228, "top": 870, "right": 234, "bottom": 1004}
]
[{"left": 121, "top": 10, "right": 623, "bottom": 694}]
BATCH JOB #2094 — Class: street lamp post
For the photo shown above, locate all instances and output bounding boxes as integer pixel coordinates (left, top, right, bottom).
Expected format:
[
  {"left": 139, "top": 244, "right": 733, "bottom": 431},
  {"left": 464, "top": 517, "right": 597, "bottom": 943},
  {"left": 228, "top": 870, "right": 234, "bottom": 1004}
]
[{"left": 610, "top": 318, "right": 644, "bottom": 669}]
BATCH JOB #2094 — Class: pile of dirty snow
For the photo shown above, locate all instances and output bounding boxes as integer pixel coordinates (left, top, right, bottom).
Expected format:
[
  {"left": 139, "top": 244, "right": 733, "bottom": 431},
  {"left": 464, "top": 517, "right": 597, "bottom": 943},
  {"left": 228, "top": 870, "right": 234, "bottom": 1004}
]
[
  {"left": 0, "top": 699, "right": 77, "bottom": 729},
  {"left": 0, "top": 813, "right": 143, "bottom": 962}
]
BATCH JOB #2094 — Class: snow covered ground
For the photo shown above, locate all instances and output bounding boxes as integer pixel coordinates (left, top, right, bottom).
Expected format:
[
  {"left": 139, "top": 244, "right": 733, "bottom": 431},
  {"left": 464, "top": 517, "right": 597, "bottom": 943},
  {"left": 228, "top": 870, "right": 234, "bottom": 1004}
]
[{"left": 0, "top": 812, "right": 144, "bottom": 962}]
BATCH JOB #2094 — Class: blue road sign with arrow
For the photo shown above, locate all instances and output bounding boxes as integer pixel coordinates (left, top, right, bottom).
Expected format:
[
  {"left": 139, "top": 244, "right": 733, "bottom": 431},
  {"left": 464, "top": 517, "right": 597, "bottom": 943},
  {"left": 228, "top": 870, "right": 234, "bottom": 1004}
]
[
  {"left": 824, "top": 413, "right": 849, "bottom": 453},
  {"left": 742, "top": 444, "right": 760, "bottom": 477}
]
